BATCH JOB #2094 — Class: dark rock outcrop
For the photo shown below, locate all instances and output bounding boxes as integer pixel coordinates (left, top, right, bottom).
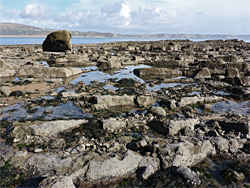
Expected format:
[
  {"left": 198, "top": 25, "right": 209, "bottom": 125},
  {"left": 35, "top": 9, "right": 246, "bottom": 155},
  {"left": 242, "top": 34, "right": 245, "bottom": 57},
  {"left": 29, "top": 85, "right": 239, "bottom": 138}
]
[{"left": 42, "top": 30, "right": 72, "bottom": 52}]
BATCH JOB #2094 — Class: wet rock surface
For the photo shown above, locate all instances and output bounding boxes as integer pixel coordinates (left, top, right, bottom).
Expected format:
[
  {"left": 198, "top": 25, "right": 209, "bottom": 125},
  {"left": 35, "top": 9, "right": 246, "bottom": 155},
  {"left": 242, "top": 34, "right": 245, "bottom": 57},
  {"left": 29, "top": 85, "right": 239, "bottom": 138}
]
[{"left": 0, "top": 39, "right": 250, "bottom": 187}]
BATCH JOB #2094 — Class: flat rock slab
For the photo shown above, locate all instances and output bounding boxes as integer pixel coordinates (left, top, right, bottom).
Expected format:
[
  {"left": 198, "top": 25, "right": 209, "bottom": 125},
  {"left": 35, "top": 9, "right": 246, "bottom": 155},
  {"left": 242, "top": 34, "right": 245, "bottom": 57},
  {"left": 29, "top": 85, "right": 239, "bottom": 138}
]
[
  {"left": 28, "top": 119, "right": 88, "bottom": 137},
  {"left": 180, "top": 96, "right": 223, "bottom": 107},
  {"left": 0, "top": 60, "right": 83, "bottom": 78},
  {"left": 46, "top": 67, "right": 83, "bottom": 78},
  {"left": 168, "top": 118, "right": 200, "bottom": 135},
  {"left": 92, "top": 95, "right": 135, "bottom": 110},
  {"left": 86, "top": 150, "right": 143, "bottom": 181},
  {"left": 133, "top": 67, "right": 182, "bottom": 78}
]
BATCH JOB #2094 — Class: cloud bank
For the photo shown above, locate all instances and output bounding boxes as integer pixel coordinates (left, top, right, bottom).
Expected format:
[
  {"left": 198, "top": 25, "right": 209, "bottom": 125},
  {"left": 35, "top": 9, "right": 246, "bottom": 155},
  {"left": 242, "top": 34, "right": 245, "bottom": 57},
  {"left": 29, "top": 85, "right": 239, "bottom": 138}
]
[{"left": 0, "top": 0, "right": 249, "bottom": 34}]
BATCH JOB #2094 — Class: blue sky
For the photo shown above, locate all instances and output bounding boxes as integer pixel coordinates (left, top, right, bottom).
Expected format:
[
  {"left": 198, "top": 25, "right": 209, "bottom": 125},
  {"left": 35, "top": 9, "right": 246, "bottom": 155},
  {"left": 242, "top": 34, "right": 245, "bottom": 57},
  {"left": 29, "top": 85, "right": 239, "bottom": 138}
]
[{"left": 0, "top": 0, "right": 249, "bottom": 34}]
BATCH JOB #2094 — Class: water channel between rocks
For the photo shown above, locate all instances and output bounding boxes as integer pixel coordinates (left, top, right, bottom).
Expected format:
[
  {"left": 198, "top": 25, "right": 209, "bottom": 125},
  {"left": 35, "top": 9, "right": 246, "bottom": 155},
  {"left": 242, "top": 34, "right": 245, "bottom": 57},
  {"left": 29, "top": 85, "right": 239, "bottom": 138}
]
[{"left": 1, "top": 64, "right": 249, "bottom": 122}]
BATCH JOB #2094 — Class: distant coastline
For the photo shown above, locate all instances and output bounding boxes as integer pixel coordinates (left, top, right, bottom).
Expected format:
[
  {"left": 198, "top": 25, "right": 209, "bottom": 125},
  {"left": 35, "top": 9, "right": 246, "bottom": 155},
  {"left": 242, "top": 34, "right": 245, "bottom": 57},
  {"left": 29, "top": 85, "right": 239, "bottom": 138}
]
[
  {"left": 0, "top": 35, "right": 181, "bottom": 38},
  {"left": 1, "top": 23, "right": 250, "bottom": 41},
  {"left": 1, "top": 35, "right": 250, "bottom": 41},
  {"left": 0, "top": 35, "right": 46, "bottom": 38}
]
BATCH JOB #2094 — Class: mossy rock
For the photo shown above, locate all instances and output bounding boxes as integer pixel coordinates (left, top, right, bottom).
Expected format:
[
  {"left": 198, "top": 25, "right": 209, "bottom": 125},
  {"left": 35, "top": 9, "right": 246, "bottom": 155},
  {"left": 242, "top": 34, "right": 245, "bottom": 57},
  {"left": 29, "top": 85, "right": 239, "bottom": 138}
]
[{"left": 42, "top": 30, "right": 72, "bottom": 52}]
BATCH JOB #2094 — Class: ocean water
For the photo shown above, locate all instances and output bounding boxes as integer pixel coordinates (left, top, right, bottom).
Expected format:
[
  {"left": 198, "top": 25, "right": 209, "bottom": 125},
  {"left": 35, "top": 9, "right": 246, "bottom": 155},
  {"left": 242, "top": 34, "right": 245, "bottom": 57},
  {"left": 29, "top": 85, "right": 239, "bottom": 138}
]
[
  {"left": 0, "top": 37, "right": 166, "bottom": 45},
  {"left": 1, "top": 37, "right": 249, "bottom": 45}
]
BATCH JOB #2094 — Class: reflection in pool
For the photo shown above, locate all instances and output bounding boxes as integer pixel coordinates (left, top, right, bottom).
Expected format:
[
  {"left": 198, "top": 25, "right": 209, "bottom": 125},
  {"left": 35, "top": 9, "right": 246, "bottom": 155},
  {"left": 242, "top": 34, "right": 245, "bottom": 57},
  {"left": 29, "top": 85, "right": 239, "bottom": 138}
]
[
  {"left": 103, "top": 85, "right": 118, "bottom": 91},
  {"left": 146, "top": 83, "right": 192, "bottom": 91},
  {"left": 70, "top": 64, "right": 151, "bottom": 85},
  {"left": 211, "top": 100, "right": 250, "bottom": 115},
  {"left": 0, "top": 101, "right": 92, "bottom": 121}
]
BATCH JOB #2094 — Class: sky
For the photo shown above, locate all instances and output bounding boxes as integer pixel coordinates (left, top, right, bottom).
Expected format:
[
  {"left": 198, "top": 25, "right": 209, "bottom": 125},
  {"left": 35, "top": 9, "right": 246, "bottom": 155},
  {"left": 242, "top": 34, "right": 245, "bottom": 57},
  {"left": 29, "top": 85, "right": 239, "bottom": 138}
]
[{"left": 0, "top": 0, "right": 250, "bottom": 34}]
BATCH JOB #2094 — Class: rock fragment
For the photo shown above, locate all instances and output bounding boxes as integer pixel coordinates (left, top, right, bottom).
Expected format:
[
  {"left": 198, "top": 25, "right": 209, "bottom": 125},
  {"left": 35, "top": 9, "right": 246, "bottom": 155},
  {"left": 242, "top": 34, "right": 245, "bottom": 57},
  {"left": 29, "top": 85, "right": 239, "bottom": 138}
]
[
  {"left": 193, "top": 67, "right": 211, "bottom": 79},
  {"left": 102, "top": 118, "right": 127, "bottom": 130},
  {"left": 168, "top": 118, "right": 200, "bottom": 136},
  {"left": 136, "top": 95, "right": 155, "bottom": 107},
  {"left": 139, "top": 157, "right": 160, "bottom": 179},
  {"left": 160, "top": 140, "right": 216, "bottom": 168},
  {"left": 176, "top": 166, "right": 201, "bottom": 185},
  {"left": 39, "top": 176, "right": 75, "bottom": 188},
  {"left": 149, "top": 106, "right": 166, "bottom": 117},
  {"left": 0, "top": 86, "right": 11, "bottom": 96}
]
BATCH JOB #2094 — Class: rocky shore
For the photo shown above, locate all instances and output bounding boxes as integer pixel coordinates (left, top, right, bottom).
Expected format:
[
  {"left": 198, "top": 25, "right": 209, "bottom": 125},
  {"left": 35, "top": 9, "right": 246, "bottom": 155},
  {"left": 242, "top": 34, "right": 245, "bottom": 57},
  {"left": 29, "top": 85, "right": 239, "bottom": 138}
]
[{"left": 0, "top": 39, "right": 249, "bottom": 187}]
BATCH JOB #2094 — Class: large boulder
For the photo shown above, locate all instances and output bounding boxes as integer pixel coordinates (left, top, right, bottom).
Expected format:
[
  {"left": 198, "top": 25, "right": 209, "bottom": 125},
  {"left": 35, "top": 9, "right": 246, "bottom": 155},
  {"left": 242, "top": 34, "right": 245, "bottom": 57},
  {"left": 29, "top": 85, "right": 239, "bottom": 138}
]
[{"left": 43, "top": 30, "right": 72, "bottom": 52}]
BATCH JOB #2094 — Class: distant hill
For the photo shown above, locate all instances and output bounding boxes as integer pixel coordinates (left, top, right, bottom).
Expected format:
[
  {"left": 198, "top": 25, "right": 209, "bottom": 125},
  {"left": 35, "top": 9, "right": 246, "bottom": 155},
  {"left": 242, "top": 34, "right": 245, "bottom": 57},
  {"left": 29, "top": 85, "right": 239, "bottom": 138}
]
[
  {"left": 0, "top": 23, "right": 54, "bottom": 35},
  {"left": 0, "top": 22, "right": 118, "bottom": 37},
  {"left": 0, "top": 22, "right": 249, "bottom": 40}
]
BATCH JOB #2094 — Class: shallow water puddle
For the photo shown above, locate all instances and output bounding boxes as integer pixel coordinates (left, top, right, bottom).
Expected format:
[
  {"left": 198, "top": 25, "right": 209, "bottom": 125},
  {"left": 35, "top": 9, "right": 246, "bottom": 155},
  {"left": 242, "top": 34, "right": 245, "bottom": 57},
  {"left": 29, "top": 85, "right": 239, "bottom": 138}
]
[
  {"left": 70, "top": 64, "right": 150, "bottom": 85},
  {"left": 69, "top": 64, "right": 197, "bottom": 92},
  {"left": 146, "top": 83, "right": 194, "bottom": 92},
  {"left": 146, "top": 83, "right": 184, "bottom": 91},
  {"left": 54, "top": 87, "right": 66, "bottom": 93},
  {"left": 13, "top": 77, "right": 21, "bottom": 82},
  {"left": 129, "top": 109, "right": 148, "bottom": 114},
  {"left": 212, "top": 91, "right": 231, "bottom": 96},
  {"left": 171, "top": 76, "right": 187, "bottom": 80},
  {"left": 71, "top": 70, "right": 112, "bottom": 85},
  {"left": 80, "top": 66, "right": 98, "bottom": 71},
  {"left": 38, "top": 61, "right": 49, "bottom": 67},
  {"left": 211, "top": 100, "right": 250, "bottom": 115},
  {"left": 0, "top": 102, "right": 25, "bottom": 121},
  {"left": 188, "top": 91, "right": 202, "bottom": 96},
  {"left": 103, "top": 85, "right": 118, "bottom": 91},
  {"left": 0, "top": 101, "right": 92, "bottom": 121}
]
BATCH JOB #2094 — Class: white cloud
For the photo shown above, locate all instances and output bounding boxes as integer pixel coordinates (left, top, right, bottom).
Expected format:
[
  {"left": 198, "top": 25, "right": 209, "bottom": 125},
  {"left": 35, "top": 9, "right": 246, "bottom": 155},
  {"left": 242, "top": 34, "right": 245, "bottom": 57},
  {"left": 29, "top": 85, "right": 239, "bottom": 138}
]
[
  {"left": 119, "top": 3, "right": 131, "bottom": 18},
  {"left": 0, "top": 0, "right": 249, "bottom": 34},
  {"left": 126, "top": 5, "right": 193, "bottom": 33},
  {"left": 119, "top": 3, "right": 131, "bottom": 26},
  {"left": 98, "top": 2, "right": 132, "bottom": 29},
  {"left": 21, "top": 3, "right": 46, "bottom": 18}
]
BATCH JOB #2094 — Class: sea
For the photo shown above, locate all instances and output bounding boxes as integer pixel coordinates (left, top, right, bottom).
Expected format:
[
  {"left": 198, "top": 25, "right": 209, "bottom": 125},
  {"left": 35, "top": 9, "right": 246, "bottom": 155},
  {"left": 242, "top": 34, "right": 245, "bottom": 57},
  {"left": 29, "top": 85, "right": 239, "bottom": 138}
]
[{"left": 1, "top": 37, "right": 249, "bottom": 45}]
